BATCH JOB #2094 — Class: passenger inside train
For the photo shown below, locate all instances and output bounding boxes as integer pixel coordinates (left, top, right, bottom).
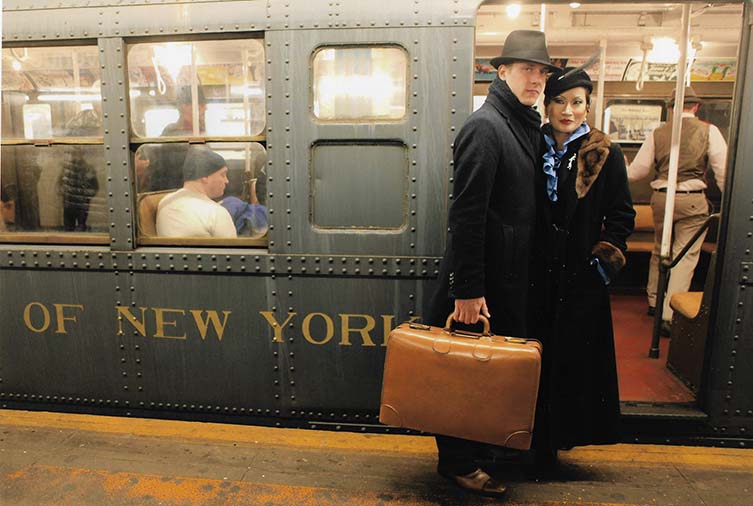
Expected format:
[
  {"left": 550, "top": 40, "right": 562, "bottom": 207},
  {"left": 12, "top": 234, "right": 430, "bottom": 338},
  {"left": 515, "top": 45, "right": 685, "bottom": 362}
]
[{"left": 155, "top": 146, "right": 237, "bottom": 239}]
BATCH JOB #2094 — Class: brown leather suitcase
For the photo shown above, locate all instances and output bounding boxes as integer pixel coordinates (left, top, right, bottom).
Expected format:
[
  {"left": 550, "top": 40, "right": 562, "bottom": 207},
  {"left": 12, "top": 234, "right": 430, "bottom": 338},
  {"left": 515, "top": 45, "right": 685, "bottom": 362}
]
[{"left": 379, "top": 316, "right": 542, "bottom": 450}]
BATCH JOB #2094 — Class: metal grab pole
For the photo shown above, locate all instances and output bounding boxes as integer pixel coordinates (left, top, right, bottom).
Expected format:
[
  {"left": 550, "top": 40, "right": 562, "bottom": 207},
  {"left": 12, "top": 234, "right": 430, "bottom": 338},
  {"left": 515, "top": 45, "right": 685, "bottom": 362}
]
[
  {"left": 648, "top": 3, "right": 692, "bottom": 359},
  {"left": 648, "top": 214, "right": 719, "bottom": 358},
  {"left": 649, "top": 262, "right": 671, "bottom": 358}
]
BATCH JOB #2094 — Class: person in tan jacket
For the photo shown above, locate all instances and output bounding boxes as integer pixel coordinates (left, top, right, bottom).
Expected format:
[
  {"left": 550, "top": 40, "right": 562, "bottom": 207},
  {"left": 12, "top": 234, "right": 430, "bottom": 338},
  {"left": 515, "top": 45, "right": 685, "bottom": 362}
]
[{"left": 628, "top": 86, "right": 727, "bottom": 332}]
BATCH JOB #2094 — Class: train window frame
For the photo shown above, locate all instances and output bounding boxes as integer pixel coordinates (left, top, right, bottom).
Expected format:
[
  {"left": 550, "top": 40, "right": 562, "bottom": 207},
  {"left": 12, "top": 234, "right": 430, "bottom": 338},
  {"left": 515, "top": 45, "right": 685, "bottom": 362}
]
[
  {"left": 310, "top": 44, "right": 410, "bottom": 123},
  {"left": 126, "top": 35, "right": 269, "bottom": 249},
  {"left": 308, "top": 140, "right": 410, "bottom": 232},
  {"left": 1, "top": 43, "right": 108, "bottom": 245}
]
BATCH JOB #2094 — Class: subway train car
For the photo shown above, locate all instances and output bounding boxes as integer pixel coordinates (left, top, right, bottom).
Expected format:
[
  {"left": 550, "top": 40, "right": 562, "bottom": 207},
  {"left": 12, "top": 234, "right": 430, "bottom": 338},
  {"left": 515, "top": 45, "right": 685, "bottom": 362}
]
[{"left": 1, "top": 0, "right": 752, "bottom": 446}]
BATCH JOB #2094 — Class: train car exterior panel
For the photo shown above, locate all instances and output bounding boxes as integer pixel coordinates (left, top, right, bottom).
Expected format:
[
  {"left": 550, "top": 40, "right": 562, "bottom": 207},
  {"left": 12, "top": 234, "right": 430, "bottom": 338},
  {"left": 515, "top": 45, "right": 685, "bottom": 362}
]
[
  {"left": 1, "top": 1, "right": 269, "bottom": 42},
  {"left": 278, "top": 276, "right": 428, "bottom": 413},
  {"left": 121, "top": 272, "right": 277, "bottom": 410},
  {"left": 268, "top": 0, "right": 478, "bottom": 31},
  {"left": 0, "top": 269, "right": 123, "bottom": 403},
  {"left": 101, "top": 36, "right": 137, "bottom": 251},
  {"left": 702, "top": 0, "right": 753, "bottom": 440},
  {"left": 1, "top": 0, "right": 480, "bottom": 43},
  {"left": 267, "top": 27, "right": 472, "bottom": 257}
]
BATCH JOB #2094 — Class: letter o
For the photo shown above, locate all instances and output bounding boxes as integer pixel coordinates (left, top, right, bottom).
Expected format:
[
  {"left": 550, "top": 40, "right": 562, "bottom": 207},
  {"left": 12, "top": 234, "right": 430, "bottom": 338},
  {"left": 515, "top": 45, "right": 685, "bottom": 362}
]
[
  {"left": 302, "top": 312, "right": 334, "bottom": 345},
  {"left": 23, "top": 302, "right": 51, "bottom": 333}
]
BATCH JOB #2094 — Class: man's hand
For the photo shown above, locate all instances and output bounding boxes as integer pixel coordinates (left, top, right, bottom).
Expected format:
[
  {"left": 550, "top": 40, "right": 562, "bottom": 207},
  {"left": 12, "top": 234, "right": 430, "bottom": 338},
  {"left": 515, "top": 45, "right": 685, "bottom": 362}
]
[{"left": 453, "top": 297, "right": 490, "bottom": 324}]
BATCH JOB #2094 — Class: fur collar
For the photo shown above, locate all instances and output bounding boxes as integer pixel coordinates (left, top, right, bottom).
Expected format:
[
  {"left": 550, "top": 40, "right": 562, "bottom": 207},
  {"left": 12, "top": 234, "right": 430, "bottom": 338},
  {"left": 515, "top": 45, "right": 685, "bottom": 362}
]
[{"left": 576, "top": 129, "right": 611, "bottom": 199}]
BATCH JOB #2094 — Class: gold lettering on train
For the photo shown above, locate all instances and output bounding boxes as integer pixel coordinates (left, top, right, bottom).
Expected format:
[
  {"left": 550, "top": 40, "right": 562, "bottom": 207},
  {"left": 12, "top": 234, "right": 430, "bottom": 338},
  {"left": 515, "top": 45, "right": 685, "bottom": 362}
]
[
  {"left": 189, "top": 310, "right": 231, "bottom": 341},
  {"left": 116, "top": 306, "right": 148, "bottom": 337},
  {"left": 153, "top": 308, "right": 187, "bottom": 339},
  {"left": 22, "top": 302, "right": 84, "bottom": 334},
  {"left": 381, "top": 315, "right": 396, "bottom": 347},
  {"left": 23, "top": 302, "right": 51, "bottom": 333},
  {"left": 339, "top": 314, "right": 376, "bottom": 346},
  {"left": 259, "top": 311, "right": 297, "bottom": 343},
  {"left": 302, "top": 312, "right": 334, "bottom": 345},
  {"left": 53, "top": 304, "right": 84, "bottom": 334},
  {"left": 258, "top": 311, "right": 412, "bottom": 347}
]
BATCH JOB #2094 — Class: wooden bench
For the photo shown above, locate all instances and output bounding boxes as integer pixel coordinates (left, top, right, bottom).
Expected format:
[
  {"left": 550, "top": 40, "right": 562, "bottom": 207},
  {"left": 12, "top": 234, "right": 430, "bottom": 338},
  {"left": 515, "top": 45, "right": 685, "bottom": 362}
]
[
  {"left": 666, "top": 252, "right": 717, "bottom": 393},
  {"left": 627, "top": 204, "right": 655, "bottom": 253},
  {"left": 626, "top": 203, "right": 715, "bottom": 254}
]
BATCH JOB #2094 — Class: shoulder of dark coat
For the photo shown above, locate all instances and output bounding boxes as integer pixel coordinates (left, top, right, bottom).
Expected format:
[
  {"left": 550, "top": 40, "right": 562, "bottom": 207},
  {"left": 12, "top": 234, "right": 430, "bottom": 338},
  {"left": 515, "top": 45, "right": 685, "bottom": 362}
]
[{"left": 456, "top": 104, "right": 511, "bottom": 142}]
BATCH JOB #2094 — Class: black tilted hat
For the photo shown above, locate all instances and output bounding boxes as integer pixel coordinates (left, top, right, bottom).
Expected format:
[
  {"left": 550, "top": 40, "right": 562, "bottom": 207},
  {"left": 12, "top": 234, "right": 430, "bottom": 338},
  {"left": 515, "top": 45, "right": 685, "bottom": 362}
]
[
  {"left": 490, "top": 30, "right": 559, "bottom": 71},
  {"left": 545, "top": 67, "right": 593, "bottom": 98}
]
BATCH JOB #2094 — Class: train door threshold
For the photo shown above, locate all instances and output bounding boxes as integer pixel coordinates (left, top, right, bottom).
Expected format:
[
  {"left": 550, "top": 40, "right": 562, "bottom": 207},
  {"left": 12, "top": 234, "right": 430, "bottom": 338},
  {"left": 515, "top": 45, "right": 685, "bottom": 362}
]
[{"left": 621, "top": 401, "right": 708, "bottom": 420}]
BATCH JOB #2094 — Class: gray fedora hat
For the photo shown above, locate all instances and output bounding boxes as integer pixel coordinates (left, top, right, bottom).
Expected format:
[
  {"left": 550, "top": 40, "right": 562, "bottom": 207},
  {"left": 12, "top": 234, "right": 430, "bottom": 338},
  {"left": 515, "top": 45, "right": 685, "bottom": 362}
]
[
  {"left": 670, "top": 86, "right": 702, "bottom": 107},
  {"left": 490, "top": 30, "right": 559, "bottom": 71}
]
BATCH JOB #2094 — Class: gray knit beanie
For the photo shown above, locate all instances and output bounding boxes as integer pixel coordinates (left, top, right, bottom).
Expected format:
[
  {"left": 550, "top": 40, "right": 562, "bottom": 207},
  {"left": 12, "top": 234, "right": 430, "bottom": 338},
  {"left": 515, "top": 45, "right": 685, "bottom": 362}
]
[{"left": 182, "top": 147, "right": 227, "bottom": 181}]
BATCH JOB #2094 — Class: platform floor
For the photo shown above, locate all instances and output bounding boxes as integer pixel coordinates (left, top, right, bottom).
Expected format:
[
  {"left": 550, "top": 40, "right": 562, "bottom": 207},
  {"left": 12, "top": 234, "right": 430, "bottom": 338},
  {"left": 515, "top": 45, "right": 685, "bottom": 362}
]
[{"left": 2, "top": 410, "right": 752, "bottom": 506}]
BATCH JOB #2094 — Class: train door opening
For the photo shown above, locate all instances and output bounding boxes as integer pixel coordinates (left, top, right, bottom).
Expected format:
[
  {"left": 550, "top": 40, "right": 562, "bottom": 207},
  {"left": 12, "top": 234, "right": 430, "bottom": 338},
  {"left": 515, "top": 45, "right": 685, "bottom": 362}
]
[{"left": 474, "top": 1, "right": 743, "bottom": 407}]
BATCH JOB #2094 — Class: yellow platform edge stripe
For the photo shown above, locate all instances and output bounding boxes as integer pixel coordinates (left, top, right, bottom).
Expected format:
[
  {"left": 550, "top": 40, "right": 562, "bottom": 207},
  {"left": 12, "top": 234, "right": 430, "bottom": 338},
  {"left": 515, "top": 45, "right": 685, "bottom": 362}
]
[
  {"left": 2, "top": 409, "right": 753, "bottom": 469},
  {"left": 6, "top": 464, "right": 643, "bottom": 506}
]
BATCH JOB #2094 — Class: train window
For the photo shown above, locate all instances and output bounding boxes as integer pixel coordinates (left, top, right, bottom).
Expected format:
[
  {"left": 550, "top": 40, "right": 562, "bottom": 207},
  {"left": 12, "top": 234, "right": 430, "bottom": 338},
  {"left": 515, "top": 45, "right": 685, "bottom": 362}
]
[
  {"left": 1, "top": 45, "right": 106, "bottom": 243},
  {"left": 1, "top": 46, "right": 103, "bottom": 140},
  {"left": 312, "top": 46, "right": 408, "bottom": 121},
  {"left": 1, "top": 145, "right": 107, "bottom": 238},
  {"left": 135, "top": 141, "right": 268, "bottom": 246},
  {"left": 127, "top": 40, "right": 265, "bottom": 139},
  {"left": 311, "top": 142, "right": 408, "bottom": 229}
]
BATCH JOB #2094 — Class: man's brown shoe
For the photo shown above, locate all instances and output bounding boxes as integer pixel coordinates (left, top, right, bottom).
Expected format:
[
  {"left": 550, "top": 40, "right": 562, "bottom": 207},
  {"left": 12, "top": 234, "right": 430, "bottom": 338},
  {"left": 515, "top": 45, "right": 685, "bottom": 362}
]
[{"left": 439, "top": 467, "right": 507, "bottom": 497}]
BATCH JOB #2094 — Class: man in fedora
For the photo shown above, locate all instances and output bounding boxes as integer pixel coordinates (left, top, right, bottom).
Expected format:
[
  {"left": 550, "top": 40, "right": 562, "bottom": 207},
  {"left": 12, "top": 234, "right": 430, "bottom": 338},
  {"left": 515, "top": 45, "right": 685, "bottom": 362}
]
[
  {"left": 425, "top": 29, "right": 558, "bottom": 496},
  {"left": 628, "top": 86, "right": 727, "bottom": 332}
]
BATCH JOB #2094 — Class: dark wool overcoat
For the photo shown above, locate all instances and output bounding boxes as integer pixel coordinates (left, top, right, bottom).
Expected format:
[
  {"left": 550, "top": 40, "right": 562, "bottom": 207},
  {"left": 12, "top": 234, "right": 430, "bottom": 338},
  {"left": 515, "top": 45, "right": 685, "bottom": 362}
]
[
  {"left": 426, "top": 79, "right": 541, "bottom": 338},
  {"left": 530, "top": 127, "right": 635, "bottom": 450}
]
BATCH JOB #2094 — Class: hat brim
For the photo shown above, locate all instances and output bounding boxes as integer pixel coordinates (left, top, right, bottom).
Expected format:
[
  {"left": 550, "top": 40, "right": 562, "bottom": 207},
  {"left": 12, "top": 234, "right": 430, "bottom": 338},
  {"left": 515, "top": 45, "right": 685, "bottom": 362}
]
[
  {"left": 670, "top": 97, "right": 702, "bottom": 107},
  {"left": 491, "top": 56, "right": 560, "bottom": 72}
]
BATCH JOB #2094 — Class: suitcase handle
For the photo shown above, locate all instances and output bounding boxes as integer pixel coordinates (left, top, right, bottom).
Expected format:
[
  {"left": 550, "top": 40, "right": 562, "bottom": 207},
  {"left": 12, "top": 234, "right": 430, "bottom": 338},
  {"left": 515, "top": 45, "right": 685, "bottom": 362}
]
[{"left": 444, "top": 314, "right": 491, "bottom": 338}]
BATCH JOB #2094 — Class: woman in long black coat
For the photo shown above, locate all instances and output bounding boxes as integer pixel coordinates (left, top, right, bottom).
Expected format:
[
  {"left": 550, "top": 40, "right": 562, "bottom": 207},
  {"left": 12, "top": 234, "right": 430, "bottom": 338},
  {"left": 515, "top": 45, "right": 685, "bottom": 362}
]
[{"left": 530, "top": 68, "right": 635, "bottom": 465}]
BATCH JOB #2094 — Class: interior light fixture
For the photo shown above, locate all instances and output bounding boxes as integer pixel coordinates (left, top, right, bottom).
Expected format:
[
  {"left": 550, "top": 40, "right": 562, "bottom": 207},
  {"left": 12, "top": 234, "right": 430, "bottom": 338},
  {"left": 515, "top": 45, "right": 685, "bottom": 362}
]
[
  {"left": 648, "top": 37, "right": 680, "bottom": 63},
  {"left": 569, "top": 2, "right": 581, "bottom": 8},
  {"left": 507, "top": 3, "right": 521, "bottom": 19}
]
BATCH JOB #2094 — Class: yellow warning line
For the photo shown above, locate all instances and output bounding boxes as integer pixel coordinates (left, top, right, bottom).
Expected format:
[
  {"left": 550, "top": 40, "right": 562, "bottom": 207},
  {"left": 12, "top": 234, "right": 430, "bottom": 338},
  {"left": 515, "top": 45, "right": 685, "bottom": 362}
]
[
  {"left": 2, "top": 409, "right": 753, "bottom": 469},
  {"left": 5, "top": 464, "right": 642, "bottom": 506}
]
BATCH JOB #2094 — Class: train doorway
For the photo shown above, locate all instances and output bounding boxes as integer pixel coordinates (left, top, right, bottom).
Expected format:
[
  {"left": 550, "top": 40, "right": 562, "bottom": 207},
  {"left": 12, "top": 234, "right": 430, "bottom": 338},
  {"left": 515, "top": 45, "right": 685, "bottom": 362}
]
[{"left": 474, "top": 1, "right": 743, "bottom": 408}]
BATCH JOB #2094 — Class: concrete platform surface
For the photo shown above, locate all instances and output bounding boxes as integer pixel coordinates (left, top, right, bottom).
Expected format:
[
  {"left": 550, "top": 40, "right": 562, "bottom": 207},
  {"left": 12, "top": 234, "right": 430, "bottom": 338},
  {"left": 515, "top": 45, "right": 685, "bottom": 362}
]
[{"left": 1, "top": 409, "right": 752, "bottom": 506}]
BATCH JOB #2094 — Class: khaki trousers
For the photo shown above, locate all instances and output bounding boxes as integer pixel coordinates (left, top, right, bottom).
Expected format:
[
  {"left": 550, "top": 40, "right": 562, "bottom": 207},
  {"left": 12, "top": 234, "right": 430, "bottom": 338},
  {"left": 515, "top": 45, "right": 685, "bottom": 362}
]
[{"left": 647, "top": 191, "right": 709, "bottom": 321}]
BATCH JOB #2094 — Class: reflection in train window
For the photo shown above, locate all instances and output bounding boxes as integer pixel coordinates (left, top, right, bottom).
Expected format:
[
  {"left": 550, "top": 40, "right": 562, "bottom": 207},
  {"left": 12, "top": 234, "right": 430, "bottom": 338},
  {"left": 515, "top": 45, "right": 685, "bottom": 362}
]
[
  {"left": 312, "top": 46, "right": 408, "bottom": 121},
  {"left": 1, "top": 46, "right": 102, "bottom": 140},
  {"left": 1, "top": 45, "right": 106, "bottom": 243},
  {"left": 1, "top": 145, "right": 107, "bottom": 239},
  {"left": 127, "top": 40, "right": 266, "bottom": 139},
  {"left": 135, "top": 142, "right": 268, "bottom": 246}
]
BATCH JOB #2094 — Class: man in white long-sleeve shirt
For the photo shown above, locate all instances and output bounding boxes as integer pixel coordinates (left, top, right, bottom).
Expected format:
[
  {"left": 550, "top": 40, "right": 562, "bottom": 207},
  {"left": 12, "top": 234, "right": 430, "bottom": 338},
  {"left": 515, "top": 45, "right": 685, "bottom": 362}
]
[
  {"left": 156, "top": 147, "right": 237, "bottom": 239},
  {"left": 628, "top": 86, "right": 727, "bottom": 330}
]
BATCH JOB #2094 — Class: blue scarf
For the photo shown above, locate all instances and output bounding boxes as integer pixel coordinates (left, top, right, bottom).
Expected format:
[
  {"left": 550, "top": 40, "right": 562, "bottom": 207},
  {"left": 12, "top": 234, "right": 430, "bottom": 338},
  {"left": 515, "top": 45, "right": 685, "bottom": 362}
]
[{"left": 542, "top": 122, "right": 590, "bottom": 202}]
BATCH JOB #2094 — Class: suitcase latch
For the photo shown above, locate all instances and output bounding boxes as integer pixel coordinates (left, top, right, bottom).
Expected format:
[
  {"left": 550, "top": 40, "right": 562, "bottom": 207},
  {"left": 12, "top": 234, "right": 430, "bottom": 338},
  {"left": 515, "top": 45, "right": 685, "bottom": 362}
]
[{"left": 408, "top": 323, "right": 431, "bottom": 331}]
